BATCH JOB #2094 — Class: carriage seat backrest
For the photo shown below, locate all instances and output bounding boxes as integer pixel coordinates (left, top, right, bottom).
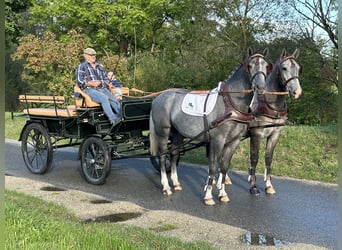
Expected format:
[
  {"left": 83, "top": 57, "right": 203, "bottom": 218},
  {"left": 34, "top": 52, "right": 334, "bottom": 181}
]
[
  {"left": 73, "top": 85, "right": 101, "bottom": 108},
  {"left": 19, "top": 94, "right": 78, "bottom": 117}
]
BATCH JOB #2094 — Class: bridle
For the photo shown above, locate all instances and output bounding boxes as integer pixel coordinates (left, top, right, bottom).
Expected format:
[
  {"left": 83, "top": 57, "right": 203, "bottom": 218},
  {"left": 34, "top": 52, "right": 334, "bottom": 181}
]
[
  {"left": 262, "top": 56, "right": 302, "bottom": 96},
  {"left": 278, "top": 56, "right": 302, "bottom": 86},
  {"left": 244, "top": 53, "right": 273, "bottom": 84},
  {"left": 219, "top": 53, "right": 272, "bottom": 95}
]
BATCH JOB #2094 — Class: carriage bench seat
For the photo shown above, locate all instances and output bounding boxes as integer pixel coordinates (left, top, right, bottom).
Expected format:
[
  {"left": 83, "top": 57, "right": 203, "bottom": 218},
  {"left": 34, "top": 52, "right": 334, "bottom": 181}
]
[
  {"left": 73, "top": 85, "right": 101, "bottom": 109},
  {"left": 19, "top": 95, "right": 78, "bottom": 117}
]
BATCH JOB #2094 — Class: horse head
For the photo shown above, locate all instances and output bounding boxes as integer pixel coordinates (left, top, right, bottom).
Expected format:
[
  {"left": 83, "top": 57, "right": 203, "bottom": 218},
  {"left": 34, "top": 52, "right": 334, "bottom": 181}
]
[
  {"left": 277, "top": 48, "right": 303, "bottom": 99},
  {"left": 244, "top": 48, "right": 273, "bottom": 94}
]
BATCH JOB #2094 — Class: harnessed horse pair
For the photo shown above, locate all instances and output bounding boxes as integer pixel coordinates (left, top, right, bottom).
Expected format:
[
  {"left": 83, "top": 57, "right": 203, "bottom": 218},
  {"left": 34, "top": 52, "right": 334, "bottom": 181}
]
[{"left": 149, "top": 48, "right": 302, "bottom": 205}]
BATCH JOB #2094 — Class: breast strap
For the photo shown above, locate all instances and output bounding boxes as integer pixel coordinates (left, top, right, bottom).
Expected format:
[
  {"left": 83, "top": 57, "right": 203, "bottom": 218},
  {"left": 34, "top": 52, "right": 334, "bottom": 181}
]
[{"left": 253, "top": 95, "right": 288, "bottom": 118}]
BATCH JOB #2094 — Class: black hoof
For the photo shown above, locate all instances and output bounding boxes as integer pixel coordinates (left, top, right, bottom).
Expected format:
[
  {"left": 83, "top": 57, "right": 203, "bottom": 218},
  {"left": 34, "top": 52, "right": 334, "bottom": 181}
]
[{"left": 250, "top": 186, "right": 260, "bottom": 195}]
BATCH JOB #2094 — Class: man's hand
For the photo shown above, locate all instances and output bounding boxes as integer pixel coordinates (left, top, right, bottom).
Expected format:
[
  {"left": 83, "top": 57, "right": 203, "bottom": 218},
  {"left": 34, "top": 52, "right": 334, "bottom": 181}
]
[
  {"left": 106, "top": 82, "right": 112, "bottom": 89},
  {"left": 86, "top": 80, "right": 102, "bottom": 87}
]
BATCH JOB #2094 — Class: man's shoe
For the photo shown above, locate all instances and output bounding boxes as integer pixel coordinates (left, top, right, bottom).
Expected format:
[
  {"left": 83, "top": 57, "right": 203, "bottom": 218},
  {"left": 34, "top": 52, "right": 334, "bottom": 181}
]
[
  {"left": 111, "top": 117, "right": 121, "bottom": 126},
  {"left": 108, "top": 117, "right": 121, "bottom": 133}
]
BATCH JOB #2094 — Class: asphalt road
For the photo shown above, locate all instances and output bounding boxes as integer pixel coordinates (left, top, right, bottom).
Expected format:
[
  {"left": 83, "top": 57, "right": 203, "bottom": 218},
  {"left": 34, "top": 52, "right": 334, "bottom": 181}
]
[{"left": 5, "top": 139, "right": 338, "bottom": 249}]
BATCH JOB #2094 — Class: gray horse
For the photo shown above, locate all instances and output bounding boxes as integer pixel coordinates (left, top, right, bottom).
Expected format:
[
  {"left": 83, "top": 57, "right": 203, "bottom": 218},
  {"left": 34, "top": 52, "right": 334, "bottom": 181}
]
[
  {"left": 149, "top": 48, "right": 272, "bottom": 205},
  {"left": 248, "top": 48, "right": 303, "bottom": 195}
]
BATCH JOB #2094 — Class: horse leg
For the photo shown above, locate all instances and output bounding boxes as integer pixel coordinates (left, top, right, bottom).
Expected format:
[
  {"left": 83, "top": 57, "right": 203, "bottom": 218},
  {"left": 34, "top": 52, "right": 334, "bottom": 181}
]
[
  {"left": 170, "top": 133, "right": 183, "bottom": 191},
  {"left": 264, "top": 133, "right": 280, "bottom": 194},
  {"left": 217, "top": 172, "right": 232, "bottom": 185},
  {"left": 150, "top": 116, "right": 173, "bottom": 195},
  {"left": 249, "top": 133, "right": 261, "bottom": 195},
  {"left": 204, "top": 175, "right": 216, "bottom": 205},
  {"left": 160, "top": 151, "right": 172, "bottom": 195},
  {"left": 216, "top": 138, "right": 242, "bottom": 203},
  {"left": 216, "top": 170, "right": 230, "bottom": 203},
  {"left": 224, "top": 173, "right": 232, "bottom": 185},
  {"left": 204, "top": 141, "right": 223, "bottom": 205}
]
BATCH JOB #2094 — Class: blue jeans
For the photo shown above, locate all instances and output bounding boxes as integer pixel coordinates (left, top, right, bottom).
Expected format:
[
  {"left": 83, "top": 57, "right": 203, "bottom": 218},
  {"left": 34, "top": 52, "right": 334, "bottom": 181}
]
[{"left": 84, "top": 87, "right": 121, "bottom": 122}]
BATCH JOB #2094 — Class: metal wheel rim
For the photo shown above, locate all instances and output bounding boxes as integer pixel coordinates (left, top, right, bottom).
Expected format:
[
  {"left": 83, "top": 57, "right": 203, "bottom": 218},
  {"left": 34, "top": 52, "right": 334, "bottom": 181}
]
[{"left": 22, "top": 123, "right": 52, "bottom": 174}]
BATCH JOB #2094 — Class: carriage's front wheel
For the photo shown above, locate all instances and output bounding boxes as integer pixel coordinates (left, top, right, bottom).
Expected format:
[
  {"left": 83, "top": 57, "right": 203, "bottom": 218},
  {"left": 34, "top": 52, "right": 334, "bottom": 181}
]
[
  {"left": 21, "top": 122, "right": 53, "bottom": 174},
  {"left": 80, "top": 136, "right": 111, "bottom": 185}
]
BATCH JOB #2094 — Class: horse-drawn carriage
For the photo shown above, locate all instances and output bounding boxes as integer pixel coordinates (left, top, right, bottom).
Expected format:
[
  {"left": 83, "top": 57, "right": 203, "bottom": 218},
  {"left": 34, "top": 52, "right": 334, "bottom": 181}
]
[
  {"left": 18, "top": 87, "right": 155, "bottom": 185},
  {"left": 17, "top": 48, "right": 303, "bottom": 205},
  {"left": 17, "top": 85, "right": 202, "bottom": 185}
]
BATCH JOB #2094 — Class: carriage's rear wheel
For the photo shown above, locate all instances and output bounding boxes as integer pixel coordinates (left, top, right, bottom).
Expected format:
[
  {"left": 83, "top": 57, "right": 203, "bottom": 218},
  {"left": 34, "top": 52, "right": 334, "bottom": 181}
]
[
  {"left": 150, "top": 154, "right": 174, "bottom": 173},
  {"left": 80, "top": 136, "right": 111, "bottom": 185},
  {"left": 149, "top": 137, "right": 180, "bottom": 173},
  {"left": 150, "top": 155, "right": 171, "bottom": 173},
  {"left": 21, "top": 122, "right": 53, "bottom": 174}
]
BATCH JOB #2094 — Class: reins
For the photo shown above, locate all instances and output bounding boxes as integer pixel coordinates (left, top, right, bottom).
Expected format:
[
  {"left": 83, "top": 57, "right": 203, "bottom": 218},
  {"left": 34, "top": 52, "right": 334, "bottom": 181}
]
[
  {"left": 262, "top": 90, "right": 288, "bottom": 95},
  {"left": 220, "top": 89, "right": 254, "bottom": 94}
]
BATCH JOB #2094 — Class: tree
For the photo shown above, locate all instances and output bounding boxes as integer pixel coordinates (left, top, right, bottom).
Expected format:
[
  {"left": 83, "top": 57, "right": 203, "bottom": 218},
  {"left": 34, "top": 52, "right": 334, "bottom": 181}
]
[
  {"left": 5, "top": 0, "right": 33, "bottom": 111},
  {"left": 288, "top": 0, "right": 338, "bottom": 88},
  {"left": 13, "top": 29, "right": 90, "bottom": 98},
  {"left": 27, "top": 0, "right": 188, "bottom": 57},
  {"left": 6, "top": 0, "right": 337, "bottom": 124},
  {"left": 289, "top": 0, "right": 337, "bottom": 50},
  {"left": 5, "top": 0, "right": 32, "bottom": 47}
]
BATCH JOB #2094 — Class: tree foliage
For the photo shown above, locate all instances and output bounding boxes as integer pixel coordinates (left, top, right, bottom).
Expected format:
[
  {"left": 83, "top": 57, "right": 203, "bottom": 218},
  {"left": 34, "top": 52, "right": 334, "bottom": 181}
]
[
  {"left": 13, "top": 29, "right": 89, "bottom": 98},
  {"left": 5, "top": 0, "right": 338, "bottom": 125}
]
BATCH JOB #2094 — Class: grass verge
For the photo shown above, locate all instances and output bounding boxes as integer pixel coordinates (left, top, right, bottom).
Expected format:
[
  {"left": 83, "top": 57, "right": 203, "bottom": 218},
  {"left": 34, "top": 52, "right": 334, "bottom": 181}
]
[
  {"left": 5, "top": 190, "right": 214, "bottom": 250},
  {"left": 183, "top": 125, "right": 337, "bottom": 183}
]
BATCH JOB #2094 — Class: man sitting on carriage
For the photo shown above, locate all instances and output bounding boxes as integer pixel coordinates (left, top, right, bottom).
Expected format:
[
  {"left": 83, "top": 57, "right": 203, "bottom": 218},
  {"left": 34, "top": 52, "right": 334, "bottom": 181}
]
[{"left": 75, "top": 47, "right": 121, "bottom": 126}]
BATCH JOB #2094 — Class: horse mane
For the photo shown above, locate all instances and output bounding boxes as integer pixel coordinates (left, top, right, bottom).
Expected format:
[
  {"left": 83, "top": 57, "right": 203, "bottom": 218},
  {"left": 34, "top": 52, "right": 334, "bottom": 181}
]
[{"left": 226, "top": 63, "right": 243, "bottom": 82}]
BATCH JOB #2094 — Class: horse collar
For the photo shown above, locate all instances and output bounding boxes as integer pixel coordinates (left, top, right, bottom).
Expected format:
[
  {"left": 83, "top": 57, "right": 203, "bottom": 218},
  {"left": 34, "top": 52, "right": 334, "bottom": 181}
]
[
  {"left": 253, "top": 95, "right": 288, "bottom": 118},
  {"left": 215, "top": 84, "right": 254, "bottom": 125}
]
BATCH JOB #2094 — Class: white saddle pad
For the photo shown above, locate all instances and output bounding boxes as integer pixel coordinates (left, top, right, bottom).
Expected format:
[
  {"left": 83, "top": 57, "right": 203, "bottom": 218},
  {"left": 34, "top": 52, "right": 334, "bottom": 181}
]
[{"left": 181, "top": 89, "right": 219, "bottom": 116}]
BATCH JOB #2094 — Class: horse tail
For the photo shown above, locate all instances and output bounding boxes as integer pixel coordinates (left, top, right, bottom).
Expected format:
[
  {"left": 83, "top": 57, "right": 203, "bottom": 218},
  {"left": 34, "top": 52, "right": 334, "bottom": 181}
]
[{"left": 149, "top": 111, "right": 158, "bottom": 157}]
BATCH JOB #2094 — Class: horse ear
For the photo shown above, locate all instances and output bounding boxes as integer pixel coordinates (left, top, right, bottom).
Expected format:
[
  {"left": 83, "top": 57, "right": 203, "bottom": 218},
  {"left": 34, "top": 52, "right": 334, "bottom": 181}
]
[
  {"left": 248, "top": 47, "right": 254, "bottom": 57},
  {"left": 281, "top": 48, "right": 287, "bottom": 58},
  {"left": 292, "top": 48, "right": 300, "bottom": 59},
  {"left": 299, "top": 63, "right": 303, "bottom": 74},
  {"left": 263, "top": 48, "right": 269, "bottom": 57}
]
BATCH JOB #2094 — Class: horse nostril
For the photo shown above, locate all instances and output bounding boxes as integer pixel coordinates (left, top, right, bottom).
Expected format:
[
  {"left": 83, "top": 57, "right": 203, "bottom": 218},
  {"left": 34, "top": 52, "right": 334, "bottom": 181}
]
[{"left": 293, "top": 88, "right": 302, "bottom": 99}]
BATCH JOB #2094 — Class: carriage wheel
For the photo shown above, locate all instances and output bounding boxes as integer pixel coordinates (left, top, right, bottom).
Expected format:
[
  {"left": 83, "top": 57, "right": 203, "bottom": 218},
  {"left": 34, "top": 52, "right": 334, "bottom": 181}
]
[
  {"left": 21, "top": 122, "right": 53, "bottom": 174},
  {"left": 150, "top": 154, "right": 172, "bottom": 173},
  {"left": 80, "top": 136, "right": 111, "bottom": 185}
]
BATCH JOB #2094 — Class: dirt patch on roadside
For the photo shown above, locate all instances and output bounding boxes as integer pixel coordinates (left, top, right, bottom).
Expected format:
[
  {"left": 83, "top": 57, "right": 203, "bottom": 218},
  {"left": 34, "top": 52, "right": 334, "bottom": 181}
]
[{"left": 5, "top": 175, "right": 329, "bottom": 250}]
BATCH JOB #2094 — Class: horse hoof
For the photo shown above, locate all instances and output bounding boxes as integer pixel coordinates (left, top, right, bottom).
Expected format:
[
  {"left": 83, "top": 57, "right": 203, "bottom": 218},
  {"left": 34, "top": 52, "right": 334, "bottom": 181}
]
[
  {"left": 219, "top": 195, "right": 230, "bottom": 203},
  {"left": 265, "top": 186, "right": 276, "bottom": 195},
  {"left": 250, "top": 186, "right": 260, "bottom": 195},
  {"left": 162, "top": 189, "right": 173, "bottom": 196},
  {"left": 174, "top": 185, "right": 183, "bottom": 191},
  {"left": 204, "top": 198, "right": 216, "bottom": 206},
  {"left": 225, "top": 179, "right": 232, "bottom": 186}
]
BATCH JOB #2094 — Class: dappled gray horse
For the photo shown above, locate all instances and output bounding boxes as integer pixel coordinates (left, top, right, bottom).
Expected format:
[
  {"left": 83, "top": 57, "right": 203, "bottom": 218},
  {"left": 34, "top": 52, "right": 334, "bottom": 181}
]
[
  {"left": 149, "top": 49, "right": 272, "bottom": 205},
  {"left": 248, "top": 48, "right": 303, "bottom": 195}
]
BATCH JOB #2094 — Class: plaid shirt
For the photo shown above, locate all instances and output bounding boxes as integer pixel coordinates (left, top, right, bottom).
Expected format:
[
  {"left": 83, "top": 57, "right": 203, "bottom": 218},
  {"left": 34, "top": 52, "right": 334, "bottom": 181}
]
[{"left": 76, "top": 61, "right": 109, "bottom": 90}]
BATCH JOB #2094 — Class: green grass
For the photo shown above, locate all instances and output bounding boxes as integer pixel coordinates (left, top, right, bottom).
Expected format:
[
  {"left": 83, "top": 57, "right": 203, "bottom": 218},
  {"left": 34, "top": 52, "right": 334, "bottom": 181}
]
[
  {"left": 5, "top": 112, "right": 337, "bottom": 183},
  {"left": 5, "top": 190, "right": 214, "bottom": 250},
  {"left": 183, "top": 125, "right": 337, "bottom": 183},
  {"left": 5, "top": 112, "right": 27, "bottom": 140}
]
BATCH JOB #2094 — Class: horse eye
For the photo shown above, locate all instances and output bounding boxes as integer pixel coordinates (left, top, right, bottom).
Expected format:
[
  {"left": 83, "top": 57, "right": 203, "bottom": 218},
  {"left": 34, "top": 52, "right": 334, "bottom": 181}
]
[{"left": 282, "top": 67, "right": 287, "bottom": 71}]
